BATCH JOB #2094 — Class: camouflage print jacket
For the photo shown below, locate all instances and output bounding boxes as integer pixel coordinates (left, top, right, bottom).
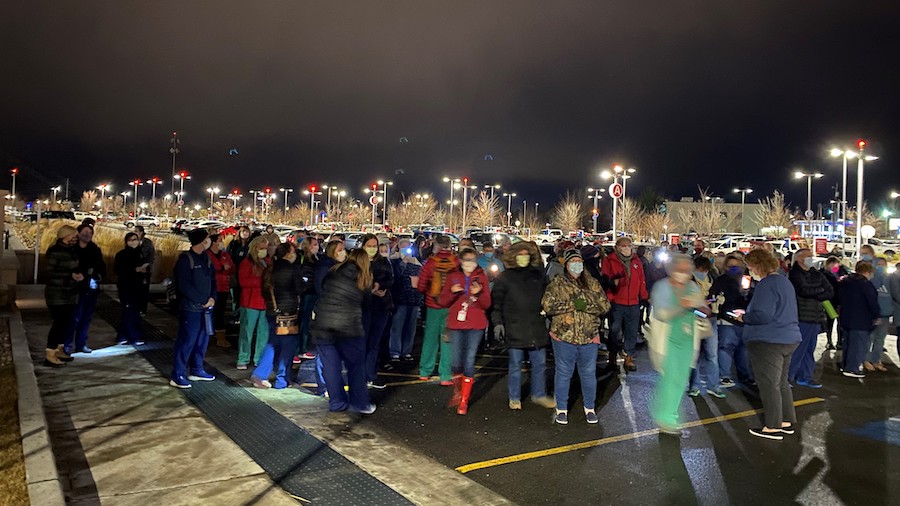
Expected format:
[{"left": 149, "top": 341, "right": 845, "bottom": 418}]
[{"left": 542, "top": 272, "right": 611, "bottom": 345}]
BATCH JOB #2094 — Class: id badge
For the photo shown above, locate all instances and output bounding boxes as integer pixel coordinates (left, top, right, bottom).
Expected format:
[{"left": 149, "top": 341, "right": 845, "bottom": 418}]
[{"left": 457, "top": 310, "right": 467, "bottom": 322}]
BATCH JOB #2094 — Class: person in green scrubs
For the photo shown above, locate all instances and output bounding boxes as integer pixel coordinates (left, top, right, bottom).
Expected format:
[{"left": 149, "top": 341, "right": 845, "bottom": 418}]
[{"left": 649, "top": 254, "right": 710, "bottom": 434}]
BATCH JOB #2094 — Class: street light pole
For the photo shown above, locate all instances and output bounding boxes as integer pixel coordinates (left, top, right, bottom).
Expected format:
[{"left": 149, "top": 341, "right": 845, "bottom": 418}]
[
  {"left": 733, "top": 188, "right": 753, "bottom": 233},
  {"left": 587, "top": 188, "right": 605, "bottom": 234},
  {"left": 378, "top": 180, "right": 393, "bottom": 226},
  {"left": 602, "top": 165, "right": 631, "bottom": 239},
  {"left": 443, "top": 177, "right": 460, "bottom": 231},
  {"left": 854, "top": 140, "right": 878, "bottom": 259},
  {"left": 97, "top": 184, "right": 110, "bottom": 217},
  {"left": 831, "top": 148, "right": 853, "bottom": 240},
  {"left": 169, "top": 132, "right": 180, "bottom": 195},
  {"left": 503, "top": 192, "right": 517, "bottom": 229},
  {"left": 10, "top": 168, "right": 18, "bottom": 209},
  {"left": 130, "top": 179, "right": 143, "bottom": 216},
  {"left": 794, "top": 171, "right": 824, "bottom": 217},
  {"left": 279, "top": 188, "right": 293, "bottom": 214},
  {"left": 484, "top": 184, "right": 500, "bottom": 227}
]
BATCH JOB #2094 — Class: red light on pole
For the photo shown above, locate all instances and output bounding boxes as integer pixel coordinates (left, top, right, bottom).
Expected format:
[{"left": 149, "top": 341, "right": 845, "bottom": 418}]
[
  {"left": 264, "top": 187, "right": 271, "bottom": 194},
  {"left": 310, "top": 185, "right": 317, "bottom": 192},
  {"left": 179, "top": 170, "right": 188, "bottom": 178},
  {"left": 233, "top": 189, "right": 240, "bottom": 195},
  {"left": 463, "top": 177, "right": 469, "bottom": 185},
  {"left": 858, "top": 139, "right": 867, "bottom": 150}
]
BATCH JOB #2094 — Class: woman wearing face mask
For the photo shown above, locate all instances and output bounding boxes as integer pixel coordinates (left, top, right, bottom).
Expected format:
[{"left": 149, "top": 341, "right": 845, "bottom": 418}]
[
  {"left": 542, "top": 249, "right": 610, "bottom": 425},
  {"left": 296, "top": 237, "right": 320, "bottom": 361},
  {"left": 261, "top": 225, "right": 280, "bottom": 253},
  {"left": 648, "top": 254, "right": 709, "bottom": 434},
  {"left": 439, "top": 247, "right": 491, "bottom": 415},
  {"left": 207, "top": 234, "right": 235, "bottom": 348},
  {"left": 388, "top": 239, "right": 423, "bottom": 364},
  {"left": 237, "top": 236, "right": 271, "bottom": 369},
  {"left": 227, "top": 226, "right": 253, "bottom": 323},
  {"left": 837, "top": 261, "right": 881, "bottom": 378},
  {"left": 688, "top": 256, "right": 726, "bottom": 398},
  {"left": 820, "top": 256, "right": 846, "bottom": 350},
  {"left": 787, "top": 249, "right": 834, "bottom": 388},
  {"left": 735, "top": 250, "right": 801, "bottom": 440},
  {"left": 710, "top": 254, "right": 753, "bottom": 389},
  {"left": 360, "top": 234, "right": 394, "bottom": 389},
  {"left": 114, "top": 232, "right": 149, "bottom": 346},
  {"left": 251, "top": 242, "right": 305, "bottom": 389},
  {"left": 43, "top": 225, "right": 82, "bottom": 367},
  {"left": 492, "top": 242, "right": 555, "bottom": 411}
]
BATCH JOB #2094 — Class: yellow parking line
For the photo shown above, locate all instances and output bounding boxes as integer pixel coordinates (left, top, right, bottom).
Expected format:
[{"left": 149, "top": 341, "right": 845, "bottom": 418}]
[
  {"left": 384, "top": 371, "right": 509, "bottom": 387},
  {"left": 455, "top": 397, "right": 825, "bottom": 474}
]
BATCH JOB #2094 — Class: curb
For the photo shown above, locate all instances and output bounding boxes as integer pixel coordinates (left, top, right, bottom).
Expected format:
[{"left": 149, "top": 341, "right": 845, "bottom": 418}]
[{"left": 8, "top": 308, "right": 65, "bottom": 505}]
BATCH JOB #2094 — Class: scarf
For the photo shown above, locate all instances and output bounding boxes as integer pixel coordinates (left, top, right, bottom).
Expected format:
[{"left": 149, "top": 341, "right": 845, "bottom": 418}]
[{"left": 616, "top": 251, "right": 633, "bottom": 283}]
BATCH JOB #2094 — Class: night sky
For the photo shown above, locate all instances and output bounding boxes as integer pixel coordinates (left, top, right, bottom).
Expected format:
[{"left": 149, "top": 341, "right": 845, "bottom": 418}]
[{"left": 2, "top": 1, "right": 900, "bottom": 214}]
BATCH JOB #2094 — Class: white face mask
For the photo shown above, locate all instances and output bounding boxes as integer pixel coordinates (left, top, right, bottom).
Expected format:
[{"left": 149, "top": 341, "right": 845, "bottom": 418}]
[
  {"left": 335, "top": 249, "right": 347, "bottom": 262},
  {"left": 670, "top": 272, "right": 691, "bottom": 284},
  {"left": 750, "top": 271, "right": 762, "bottom": 281},
  {"left": 567, "top": 261, "right": 584, "bottom": 277},
  {"left": 257, "top": 249, "right": 268, "bottom": 259},
  {"left": 461, "top": 260, "right": 477, "bottom": 274}
]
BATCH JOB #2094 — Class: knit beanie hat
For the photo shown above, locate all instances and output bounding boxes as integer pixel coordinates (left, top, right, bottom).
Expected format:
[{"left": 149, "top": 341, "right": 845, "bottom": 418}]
[
  {"left": 57, "top": 225, "right": 77, "bottom": 240},
  {"left": 580, "top": 244, "right": 599, "bottom": 259},
  {"left": 188, "top": 228, "right": 209, "bottom": 246},
  {"left": 563, "top": 248, "right": 582, "bottom": 264}
]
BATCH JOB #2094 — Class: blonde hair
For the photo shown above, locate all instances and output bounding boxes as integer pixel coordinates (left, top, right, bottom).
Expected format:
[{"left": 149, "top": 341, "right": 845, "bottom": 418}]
[
  {"left": 247, "top": 236, "right": 270, "bottom": 274},
  {"left": 745, "top": 249, "right": 778, "bottom": 275},
  {"left": 348, "top": 248, "right": 373, "bottom": 291}
]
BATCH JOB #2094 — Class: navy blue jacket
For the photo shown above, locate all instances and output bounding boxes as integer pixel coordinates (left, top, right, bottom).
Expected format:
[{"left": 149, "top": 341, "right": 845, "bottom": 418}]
[
  {"left": 838, "top": 274, "right": 880, "bottom": 331},
  {"left": 175, "top": 249, "right": 217, "bottom": 313},
  {"left": 390, "top": 256, "right": 424, "bottom": 306},
  {"left": 741, "top": 273, "right": 801, "bottom": 345},
  {"left": 314, "top": 256, "right": 338, "bottom": 296}
]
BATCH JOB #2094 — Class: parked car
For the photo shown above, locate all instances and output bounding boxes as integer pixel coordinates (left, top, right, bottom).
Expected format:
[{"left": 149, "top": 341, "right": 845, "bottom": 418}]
[
  {"left": 125, "top": 215, "right": 161, "bottom": 228},
  {"left": 170, "top": 219, "right": 189, "bottom": 234},
  {"left": 184, "top": 220, "right": 226, "bottom": 232},
  {"left": 534, "top": 228, "right": 564, "bottom": 245}
]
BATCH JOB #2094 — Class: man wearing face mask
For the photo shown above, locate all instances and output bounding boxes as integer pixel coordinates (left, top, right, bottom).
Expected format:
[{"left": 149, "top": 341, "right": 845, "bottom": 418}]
[
  {"left": 601, "top": 237, "right": 649, "bottom": 372},
  {"left": 492, "top": 242, "right": 555, "bottom": 410},
  {"left": 227, "top": 226, "right": 253, "bottom": 324},
  {"left": 859, "top": 244, "right": 876, "bottom": 264},
  {"left": 837, "top": 261, "right": 880, "bottom": 378},
  {"left": 710, "top": 254, "right": 753, "bottom": 388},
  {"left": 865, "top": 257, "right": 893, "bottom": 372},
  {"left": 787, "top": 249, "right": 834, "bottom": 388},
  {"left": 170, "top": 228, "right": 217, "bottom": 388}
]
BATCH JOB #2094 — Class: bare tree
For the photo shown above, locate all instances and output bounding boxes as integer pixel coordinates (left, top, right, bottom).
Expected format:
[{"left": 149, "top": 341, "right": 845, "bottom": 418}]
[
  {"left": 552, "top": 192, "right": 585, "bottom": 232},
  {"left": 845, "top": 201, "right": 882, "bottom": 236},
  {"left": 618, "top": 197, "right": 646, "bottom": 238},
  {"left": 81, "top": 190, "right": 97, "bottom": 212},
  {"left": 640, "top": 211, "right": 670, "bottom": 244},
  {"left": 754, "top": 190, "right": 793, "bottom": 235},
  {"left": 675, "top": 187, "right": 734, "bottom": 236},
  {"left": 467, "top": 191, "right": 500, "bottom": 230}
]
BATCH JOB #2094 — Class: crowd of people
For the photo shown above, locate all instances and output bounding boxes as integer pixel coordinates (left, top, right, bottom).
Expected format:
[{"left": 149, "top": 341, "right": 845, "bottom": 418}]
[{"left": 42, "top": 221, "right": 900, "bottom": 438}]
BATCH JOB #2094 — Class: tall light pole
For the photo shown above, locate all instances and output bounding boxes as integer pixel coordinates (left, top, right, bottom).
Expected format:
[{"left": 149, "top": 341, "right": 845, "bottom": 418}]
[
  {"left": 830, "top": 148, "right": 855, "bottom": 239},
  {"left": 587, "top": 188, "right": 606, "bottom": 234},
  {"left": 601, "top": 165, "right": 632, "bottom": 239},
  {"left": 459, "top": 178, "right": 475, "bottom": 233},
  {"left": 147, "top": 177, "right": 161, "bottom": 201},
  {"left": 228, "top": 190, "right": 241, "bottom": 221},
  {"left": 484, "top": 184, "right": 501, "bottom": 227},
  {"left": 503, "top": 192, "right": 517, "bottom": 229},
  {"left": 130, "top": 179, "right": 143, "bottom": 216},
  {"left": 853, "top": 140, "right": 878, "bottom": 259},
  {"left": 377, "top": 180, "right": 393, "bottom": 225},
  {"left": 279, "top": 187, "right": 293, "bottom": 215},
  {"left": 50, "top": 185, "right": 62, "bottom": 204},
  {"left": 304, "top": 185, "right": 321, "bottom": 227},
  {"left": 443, "top": 177, "right": 461, "bottom": 231},
  {"left": 121, "top": 191, "right": 130, "bottom": 211},
  {"left": 169, "top": 132, "right": 180, "bottom": 195},
  {"left": 793, "top": 171, "right": 824, "bottom": 217},
  {"left": 733, "top": 187, "right": 753, "bottom": 233},
  {"left": 263, "top": 187, "right": 273, "bottom": 222},
  {"left": 206, "top": 187, "right": 220, "bottom": 218},
  {"left": 9, "top": 167, "right": 18, "bottom": 209},
  {"left": 97, "top": 183, "right": 110, "bottom": 216}
]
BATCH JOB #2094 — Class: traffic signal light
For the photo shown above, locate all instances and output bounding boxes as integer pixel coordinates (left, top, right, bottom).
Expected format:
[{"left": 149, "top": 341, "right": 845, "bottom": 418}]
[{"left": 858, "top": 139, "right": 867, "bottom": 150}]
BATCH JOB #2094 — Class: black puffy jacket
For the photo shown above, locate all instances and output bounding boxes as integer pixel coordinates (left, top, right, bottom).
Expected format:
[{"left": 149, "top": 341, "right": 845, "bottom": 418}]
[
  {"left": 368, "top": 255, "right": 394, "bottom": 312},
  {"left": 45, "top": 241, "right": 80, "bottom": 306},
  {"left": 298, "top": 254, "right": 318, "bottom": 295},
  {"left": 311, "top": 263, "right": 366, "bottom": 344},
  {"left": 491, "top": 265, "right": 550, "bottom": 349},
  {"left": 264, "top": 259, "right": 305, "bottom": 317},
  {"left": 788, "top": 264, "right": 834, "bottom": 323}
]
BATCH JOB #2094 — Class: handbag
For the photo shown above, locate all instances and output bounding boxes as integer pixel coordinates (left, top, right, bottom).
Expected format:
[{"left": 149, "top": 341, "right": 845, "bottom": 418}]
[{"left": 270, "top": 290, "right": 299, "bottom": 336}]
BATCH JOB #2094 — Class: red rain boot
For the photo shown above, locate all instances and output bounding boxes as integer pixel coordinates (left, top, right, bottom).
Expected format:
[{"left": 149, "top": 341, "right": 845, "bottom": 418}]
[
  {"left": 457, "top": 377, "right": 474, "bottom": 415},
  {"left": 448, "top": 374, "right": 463, "bottom": 407}
]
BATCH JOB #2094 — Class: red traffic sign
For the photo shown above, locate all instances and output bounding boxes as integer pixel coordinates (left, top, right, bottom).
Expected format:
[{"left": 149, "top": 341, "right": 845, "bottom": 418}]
[
  {"left": 369, "top": 195, "right": 380, "bottom": 206},
  {"left": 609, "top": 183, "right": 623, "bottom": 199}
]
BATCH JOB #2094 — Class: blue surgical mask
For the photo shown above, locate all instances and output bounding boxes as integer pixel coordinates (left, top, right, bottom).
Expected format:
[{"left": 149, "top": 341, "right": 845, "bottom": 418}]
[
  {"left": 861, "top": 254, "right": 874, "bottom": 262},
  {"left": 695, "top": 271, "right": 708, "bottom": 281},
  {"left": 727, "top": 266, "right": 743, "bottom": 277},
  {"left": 875, "top": 266, "right": 886, "bottom": 275},
  {"left": 483, "top": 252, "right": 493, "bottom": 259}
]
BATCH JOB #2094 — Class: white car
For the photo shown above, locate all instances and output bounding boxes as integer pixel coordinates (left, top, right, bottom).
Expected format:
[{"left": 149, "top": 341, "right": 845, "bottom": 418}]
[
  {"left": 534, "top": 228, "right": 564, "bottom": 245},
  {"left": 125, "top": 215, "right": 161, "bottom": 228},
  {"left": 184, "top": 220, "right": 226, "bottom": 232}
]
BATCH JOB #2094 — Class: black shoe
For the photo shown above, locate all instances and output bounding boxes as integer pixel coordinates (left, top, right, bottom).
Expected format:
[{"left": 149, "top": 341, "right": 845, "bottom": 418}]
[
  {"left": 43, "top": 359, "right": 66, "bottom": 368},
  {"left": 749, "top": 428, "right": 783, "bottom": 440},
  {"left": 779, "top": 424, "right": 796, "bottom": 435},
  {"left": 401, "top": 355, "right": 415, "bottom": 363},
  {"left": 367, "top": 380, "right": 387, "bottom": 390}
]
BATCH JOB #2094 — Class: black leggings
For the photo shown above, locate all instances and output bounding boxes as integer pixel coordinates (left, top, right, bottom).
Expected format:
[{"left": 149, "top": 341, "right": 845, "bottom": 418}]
[{"left": 47, "top": 304, "right": 77, "bottom": 349}]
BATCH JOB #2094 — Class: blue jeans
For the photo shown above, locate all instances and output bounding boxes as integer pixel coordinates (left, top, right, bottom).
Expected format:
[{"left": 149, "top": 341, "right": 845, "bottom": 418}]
[
  {"left": 788, "top": 322, "right": 821, "bottom": 382},
  {"left": 65, "top": 289, "right": 99, "bottom": 352},
  {"left": 363, "top": 307, "right": 391, "bottom": 382},
  {"left": 389, "top": 305, "right": 419, "bottom": 358},
  {"left": 252, "top": 316, "right": 300, "bottom": 389},
  {"left": 867, "top": 319, "right": 890, "bottom": 363},
  {"left": 172, "top": 311, "right": 210, "bottom": 379},
  {"left": 318, "top": 337, "right": 370, "bottom": 412},
  {"left": 690, "top": 323, "right": 721, "bottom": 391},
  {"left": 508, "top": 348, "right": 548, "bottom": 401},
  {"left": 608, "top": 303, "right": 641, "bottom": 356},
  {"left": 718, "top": 324, "right": 753, "bottom": 382},
  {"left": 450, "top": 329, "right": 482, "bottom": 377},
  {"left": 551, "top": 340, "right": 598, "bottom": 410},
  {"left": 841, "top": 329, "right": 870, "bottom": 373}
]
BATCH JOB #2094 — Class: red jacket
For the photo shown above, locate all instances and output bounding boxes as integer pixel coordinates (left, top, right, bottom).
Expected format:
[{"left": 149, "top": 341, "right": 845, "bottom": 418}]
[
  {"left": 438, "top": 268, "right": 492, "bottom": 330},
  {"left": 601, "top": 253, "right": 648, "bottom": 306},
  {"left": 238, "top": 259, "right": 268, "bottom": 310},
  {"left": 416, "top": 250, "right": 460, "bottom": 309},
  {"left": 207, "top": 249, "right": 235, "bottom": 294}
]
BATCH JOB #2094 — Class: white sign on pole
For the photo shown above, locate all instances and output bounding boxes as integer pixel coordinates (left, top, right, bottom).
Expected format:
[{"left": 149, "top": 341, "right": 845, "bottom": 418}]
[{"left": 609, "top": 183, "right": 623, "bottom": 199}]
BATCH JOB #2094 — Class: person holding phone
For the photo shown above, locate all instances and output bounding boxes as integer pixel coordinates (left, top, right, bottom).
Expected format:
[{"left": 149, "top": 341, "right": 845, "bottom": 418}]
[
  {"left": 710, "top": 254, "right": 754, "bottom": 389},
  {"left": 736, "top": 250, "right": 801, "bottom": 440},
  {"left": 439, "top": 247, "right": 491, "bottom": 415},
  {"left": 388, "top": 238, "right": 423, "bottom": 364},
  {"left": 787, "top": 249, "right": 834, "bottom": 388},
  {"left": 66, "top": 224, "right": 106, "bottom": 354}
]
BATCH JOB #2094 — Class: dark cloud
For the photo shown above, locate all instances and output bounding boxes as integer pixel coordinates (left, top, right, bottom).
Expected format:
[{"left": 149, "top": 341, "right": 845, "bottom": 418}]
[{"left": 2, "top": 1, "right": 899, "bottom": 213}]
